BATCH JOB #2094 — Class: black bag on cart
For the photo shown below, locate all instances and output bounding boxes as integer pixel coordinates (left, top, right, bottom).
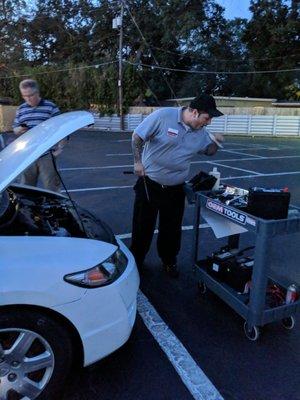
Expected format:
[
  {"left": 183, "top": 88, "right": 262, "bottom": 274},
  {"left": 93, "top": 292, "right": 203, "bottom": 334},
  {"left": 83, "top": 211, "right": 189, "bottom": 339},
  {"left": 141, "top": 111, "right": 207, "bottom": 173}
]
[{"left": 188, "top": 171, "right": 217, "bottom": 192}]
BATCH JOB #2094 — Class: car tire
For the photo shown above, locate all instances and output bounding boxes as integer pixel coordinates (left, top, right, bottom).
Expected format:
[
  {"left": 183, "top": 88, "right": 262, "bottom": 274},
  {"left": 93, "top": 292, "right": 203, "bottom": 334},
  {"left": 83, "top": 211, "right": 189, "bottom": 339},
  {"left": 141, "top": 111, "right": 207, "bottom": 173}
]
[{"left": 0, "top": 309, "right": 73, "bottom": 400}]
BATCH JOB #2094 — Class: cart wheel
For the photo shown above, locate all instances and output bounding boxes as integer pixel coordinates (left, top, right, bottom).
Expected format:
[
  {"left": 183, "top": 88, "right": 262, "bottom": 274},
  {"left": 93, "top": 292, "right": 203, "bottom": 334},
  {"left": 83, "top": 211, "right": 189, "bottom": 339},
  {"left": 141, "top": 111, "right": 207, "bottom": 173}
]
[
  {"left": 198, "top": 281, "right": 207, "bottom": 295},
  {"left": 282, "top": 316, "right": 295, "bottom": 330},
  {"left": 244, "top": 322, "right": 260, "bottom": 341}
]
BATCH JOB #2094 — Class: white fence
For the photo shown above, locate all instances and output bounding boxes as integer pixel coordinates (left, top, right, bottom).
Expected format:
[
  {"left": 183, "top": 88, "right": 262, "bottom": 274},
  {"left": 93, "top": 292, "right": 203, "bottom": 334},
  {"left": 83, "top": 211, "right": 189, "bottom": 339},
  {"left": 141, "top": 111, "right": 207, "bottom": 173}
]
[
  {"left": 92, "top": 114, "right": 144, "bottom": 131},
  {"left": 90, "top": 113, "right": 300, "bottom": 136}
]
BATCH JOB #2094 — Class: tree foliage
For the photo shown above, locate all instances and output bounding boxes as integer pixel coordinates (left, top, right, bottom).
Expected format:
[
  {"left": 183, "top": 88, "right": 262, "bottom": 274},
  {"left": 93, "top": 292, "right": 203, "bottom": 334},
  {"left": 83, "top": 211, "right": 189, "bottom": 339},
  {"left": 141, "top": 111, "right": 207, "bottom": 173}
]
[
  {"left": 0, "top": 0, "right": 299, "bottom": 112},
  {"left": 242, "top": 0, "right": 300, "bottom": 99}
]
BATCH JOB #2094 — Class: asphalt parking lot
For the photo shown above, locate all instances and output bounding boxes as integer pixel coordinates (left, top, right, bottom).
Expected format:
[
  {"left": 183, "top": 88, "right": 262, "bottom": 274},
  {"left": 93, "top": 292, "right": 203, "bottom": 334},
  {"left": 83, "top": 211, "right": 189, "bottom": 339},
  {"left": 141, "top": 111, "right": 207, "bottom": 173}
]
[{"left": 59, "top": 131, "right": 300, "bottom": 400}]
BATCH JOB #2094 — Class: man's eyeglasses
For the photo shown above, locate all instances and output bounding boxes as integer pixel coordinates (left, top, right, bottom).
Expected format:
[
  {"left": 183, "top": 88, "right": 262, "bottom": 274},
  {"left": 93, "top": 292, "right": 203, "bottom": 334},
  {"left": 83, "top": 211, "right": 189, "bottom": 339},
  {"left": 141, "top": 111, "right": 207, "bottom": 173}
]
[{"left": 22, "top": 91, "right": 38, "bottom": 98}]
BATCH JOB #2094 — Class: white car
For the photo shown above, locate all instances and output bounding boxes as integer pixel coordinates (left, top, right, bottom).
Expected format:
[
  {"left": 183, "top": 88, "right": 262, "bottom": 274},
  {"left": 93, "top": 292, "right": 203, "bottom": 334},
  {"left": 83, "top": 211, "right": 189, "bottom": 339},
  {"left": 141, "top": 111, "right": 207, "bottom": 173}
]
[{"left": 0, "top": 112, "right": 139, "bottom": 400}]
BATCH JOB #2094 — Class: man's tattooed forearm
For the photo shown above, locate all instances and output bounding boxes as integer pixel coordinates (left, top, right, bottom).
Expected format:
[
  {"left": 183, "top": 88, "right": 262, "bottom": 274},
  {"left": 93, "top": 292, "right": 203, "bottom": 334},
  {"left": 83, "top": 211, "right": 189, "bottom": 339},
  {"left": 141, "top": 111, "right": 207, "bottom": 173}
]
[{"left": 132, "top": 133, "right": 144, "bottom": 163}]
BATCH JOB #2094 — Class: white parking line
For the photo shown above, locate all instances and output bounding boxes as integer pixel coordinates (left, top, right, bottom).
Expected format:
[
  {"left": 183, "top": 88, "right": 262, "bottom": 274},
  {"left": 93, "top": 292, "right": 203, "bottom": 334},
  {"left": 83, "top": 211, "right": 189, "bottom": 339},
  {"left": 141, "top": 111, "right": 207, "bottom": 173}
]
[
  {"left": 207, "top": 161, "right": 261, "bottom": 175},
  {"left": 60, "top": 155, "right": 300, "bottom": 172},
  {"left": 65, "top": 185, "right": 132, "bottom": 193},
  {"left": 116, "top": 224, "right": 209, "bottom": 239},
  {"left": 106, "top": 153, "right": 132, "bottom": 156},
  {"left": 60, "top": 164, "right": 132, "bottom": 171},
  {"left": 137, "top": 291, "right": 224, "bottom": 400},
  {"left": 224, "top": 146, "right": 272, "bottom": 151},
  {"left": 225, "top": 142, "right": 284, "bottom": 149},
  {"left": 221, "top": 170, "right": 300, "bottom": 180},
  {"left": 220, "top": 149, "right": 265, "bottom": 158},
  {"left": 62, "top": 170, "right": 300, "bottom": 193},
  {"left": 190, "top": 154, "right": 300, "bottom": 165},
  {"left": 106, "top": 149, "right": 266, "bottom": 157}
]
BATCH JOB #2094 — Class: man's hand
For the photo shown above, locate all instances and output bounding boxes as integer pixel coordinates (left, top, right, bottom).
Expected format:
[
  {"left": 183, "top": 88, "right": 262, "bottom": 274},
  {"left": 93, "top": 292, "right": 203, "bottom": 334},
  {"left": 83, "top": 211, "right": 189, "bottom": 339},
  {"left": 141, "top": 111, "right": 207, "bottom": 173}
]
[
  {"left": 134, "top": 162, "right": 145, "bottom": 176},
  {"left": 208, "top": 132, "right": 224, "bottom": 147},
  {"left": 214, "top": 133, "right": 224, "bottom": 144},
  {"left": 204, "top": 132, "right": 225, "bottom": 155},
  {"left": 52, "top": 140, "right": 66, "bottom": 157},
  {"left": 14, "top": 126, "right": 28, "bottom": 135},
  {"left": 52, "top": 144, "right": 63, "bottom": 157}
]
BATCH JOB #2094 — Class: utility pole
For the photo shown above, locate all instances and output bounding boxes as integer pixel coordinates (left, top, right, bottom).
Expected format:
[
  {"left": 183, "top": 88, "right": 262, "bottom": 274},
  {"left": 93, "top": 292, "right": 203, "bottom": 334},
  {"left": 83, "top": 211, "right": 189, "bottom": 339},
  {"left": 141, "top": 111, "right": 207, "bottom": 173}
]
[{"left": 113, "top": 2, "right": 124, "bottom": 131}]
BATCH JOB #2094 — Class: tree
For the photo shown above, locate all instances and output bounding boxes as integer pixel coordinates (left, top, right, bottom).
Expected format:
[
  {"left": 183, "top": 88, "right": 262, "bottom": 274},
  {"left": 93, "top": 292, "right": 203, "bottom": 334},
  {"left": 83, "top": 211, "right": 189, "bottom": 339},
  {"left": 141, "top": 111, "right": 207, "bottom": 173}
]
[
  {"left": 1, "top": 0, "right": 299, "bottom": 109},
  {"left": 21, "top": 0, "right": 94, "bottom": 65},
  {"left": 0, "top": 0, "right": 29, "bottom": 101},
  {"left": 242, "top": 0, "right": 300, "bottom": 98}
]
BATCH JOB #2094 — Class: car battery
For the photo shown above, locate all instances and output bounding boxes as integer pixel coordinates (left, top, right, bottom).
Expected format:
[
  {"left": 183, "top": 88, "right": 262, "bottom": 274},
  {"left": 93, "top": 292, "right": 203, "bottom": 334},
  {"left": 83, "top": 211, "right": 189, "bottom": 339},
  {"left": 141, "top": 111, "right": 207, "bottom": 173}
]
[
  {"left": 207, "top": 250, "right": 235, "bottom": 281},
  {"left": 207, "top": 250, "right": 253, "bottom": 293},
  {"left": 246, "top": 187, "right": 290, "bottom": 219}
]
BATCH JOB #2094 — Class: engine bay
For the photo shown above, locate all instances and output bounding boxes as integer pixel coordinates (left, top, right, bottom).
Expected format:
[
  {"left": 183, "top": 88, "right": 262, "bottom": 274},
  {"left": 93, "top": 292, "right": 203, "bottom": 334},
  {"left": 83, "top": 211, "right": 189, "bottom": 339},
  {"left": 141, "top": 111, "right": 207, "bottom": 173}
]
[
  {"left": 0, "top": 185, "right": 116, "bottom": 244},
  {"left": 0, "top": 187, "right": 85, "bottom": 237}
]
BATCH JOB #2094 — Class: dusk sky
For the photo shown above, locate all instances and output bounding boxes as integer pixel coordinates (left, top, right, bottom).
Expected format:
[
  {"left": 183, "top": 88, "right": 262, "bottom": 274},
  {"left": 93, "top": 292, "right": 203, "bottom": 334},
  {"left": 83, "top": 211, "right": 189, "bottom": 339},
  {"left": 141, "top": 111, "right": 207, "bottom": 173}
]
[{"left": 216, "top": 0, "right": 252, "bottom": 20}]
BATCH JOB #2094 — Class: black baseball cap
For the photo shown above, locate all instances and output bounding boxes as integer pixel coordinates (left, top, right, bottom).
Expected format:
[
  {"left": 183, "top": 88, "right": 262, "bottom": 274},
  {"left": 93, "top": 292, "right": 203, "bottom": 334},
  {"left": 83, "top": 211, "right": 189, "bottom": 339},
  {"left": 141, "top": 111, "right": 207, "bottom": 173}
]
[{"left": 189, "top": 94, "right": 223, "bottom": 118}]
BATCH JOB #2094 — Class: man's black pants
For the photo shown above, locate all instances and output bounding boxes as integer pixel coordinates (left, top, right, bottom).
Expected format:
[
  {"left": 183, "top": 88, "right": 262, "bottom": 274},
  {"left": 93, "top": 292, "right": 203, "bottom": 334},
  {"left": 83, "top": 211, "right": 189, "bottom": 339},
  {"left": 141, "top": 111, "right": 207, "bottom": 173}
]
[{"left": 130, "top": 176, "right": 185, "bottom": 268}]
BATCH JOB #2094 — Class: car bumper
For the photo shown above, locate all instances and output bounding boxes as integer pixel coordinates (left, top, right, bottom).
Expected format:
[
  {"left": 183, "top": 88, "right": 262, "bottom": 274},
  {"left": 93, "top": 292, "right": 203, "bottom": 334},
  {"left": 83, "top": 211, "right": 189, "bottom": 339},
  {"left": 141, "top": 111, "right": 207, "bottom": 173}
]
[{"left": 54, "top": 239, "right": 140, "bottom": 366}]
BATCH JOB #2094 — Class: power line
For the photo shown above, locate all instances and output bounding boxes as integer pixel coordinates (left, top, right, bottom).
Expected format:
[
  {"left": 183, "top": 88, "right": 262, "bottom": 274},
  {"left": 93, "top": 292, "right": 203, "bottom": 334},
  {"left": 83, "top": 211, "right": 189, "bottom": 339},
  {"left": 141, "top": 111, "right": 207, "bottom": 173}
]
[
  {"left": 0, "top": 60, "right": 117, "bottom": 79},
  {"left": 4, "top": 6, "right": 299, "bottom": 66},
  {"left": 6, "top": 14, "right": 298, "bottom": 63},
  {"left": 1, "top": 57, "right": 297, "bottom": 81},
  {"left": 135, "top": 70, "right": 161, "bottom": 106},
  {"left": 125, "top": 61, "right": 300, "bottom": 75},
  {"left": 0, "top": 33, "right": 117, "bottom": 69},
  {"left": 26, "top": 33, "right": 117, "bottom": 53},
  {"left": 148, "top": 45, "right": 300, "bottom": 63},
  {"left": 0, "top": 51, "right": 114, "bottom": 71},
  {"left": 122, "top": 0, "right": 178, "bottom": 103}
]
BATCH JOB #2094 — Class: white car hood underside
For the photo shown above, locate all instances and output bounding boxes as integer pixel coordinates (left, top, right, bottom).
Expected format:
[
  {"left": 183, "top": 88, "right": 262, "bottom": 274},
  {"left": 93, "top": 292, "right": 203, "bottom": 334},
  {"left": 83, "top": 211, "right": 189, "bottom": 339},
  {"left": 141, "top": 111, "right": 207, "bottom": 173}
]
[{"left": 0, "top": 111, "right": 94, "bottom": 193}]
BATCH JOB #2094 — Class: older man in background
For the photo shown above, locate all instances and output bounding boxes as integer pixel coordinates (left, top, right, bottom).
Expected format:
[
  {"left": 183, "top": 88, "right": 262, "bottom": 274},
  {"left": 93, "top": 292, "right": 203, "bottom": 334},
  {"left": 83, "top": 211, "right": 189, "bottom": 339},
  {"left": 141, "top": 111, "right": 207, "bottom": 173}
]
[{"left": 13, "top": 79, "right": 62, "bottom": 192}]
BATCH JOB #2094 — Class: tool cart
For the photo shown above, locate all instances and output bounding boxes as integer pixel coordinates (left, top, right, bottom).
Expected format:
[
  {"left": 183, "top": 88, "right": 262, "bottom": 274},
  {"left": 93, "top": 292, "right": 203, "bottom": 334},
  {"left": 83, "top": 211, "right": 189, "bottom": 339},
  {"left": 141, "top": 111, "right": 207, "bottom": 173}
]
[{"left": 187, "top": 185, "right": 300, "bottom": 341}]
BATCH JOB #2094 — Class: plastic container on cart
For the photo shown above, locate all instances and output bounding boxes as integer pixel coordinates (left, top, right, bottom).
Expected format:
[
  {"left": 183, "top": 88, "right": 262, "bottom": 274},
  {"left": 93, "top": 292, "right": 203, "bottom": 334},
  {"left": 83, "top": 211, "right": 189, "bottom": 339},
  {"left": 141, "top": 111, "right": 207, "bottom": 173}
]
[
  {"left": 209, "top": 167, "right": 221, "bottom": 190},
  {"left": 190, "top": 188, "right": 300, "bottom": 341}
]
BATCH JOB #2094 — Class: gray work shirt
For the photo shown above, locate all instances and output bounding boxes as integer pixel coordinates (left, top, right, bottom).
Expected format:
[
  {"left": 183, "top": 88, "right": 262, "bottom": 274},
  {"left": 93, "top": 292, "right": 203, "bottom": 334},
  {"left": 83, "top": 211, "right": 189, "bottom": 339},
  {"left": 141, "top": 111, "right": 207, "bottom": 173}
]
[{"left": 134, "top": 107, "right": 213, "bottom": 185}]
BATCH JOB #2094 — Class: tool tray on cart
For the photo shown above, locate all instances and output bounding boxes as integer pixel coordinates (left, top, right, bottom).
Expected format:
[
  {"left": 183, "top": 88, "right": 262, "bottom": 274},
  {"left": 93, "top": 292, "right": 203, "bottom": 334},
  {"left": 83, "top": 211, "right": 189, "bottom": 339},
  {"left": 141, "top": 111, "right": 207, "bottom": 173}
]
[{"left": 185, "top": 183, "right": 300, "bottom": 341}]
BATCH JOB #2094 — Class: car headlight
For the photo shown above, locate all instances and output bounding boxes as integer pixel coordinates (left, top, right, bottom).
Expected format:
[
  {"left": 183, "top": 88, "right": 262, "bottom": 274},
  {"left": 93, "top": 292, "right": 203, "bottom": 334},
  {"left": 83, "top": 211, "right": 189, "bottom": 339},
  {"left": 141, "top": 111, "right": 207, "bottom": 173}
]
[{"left": 64, "top": 249, "right": 128, "bottom": 288}]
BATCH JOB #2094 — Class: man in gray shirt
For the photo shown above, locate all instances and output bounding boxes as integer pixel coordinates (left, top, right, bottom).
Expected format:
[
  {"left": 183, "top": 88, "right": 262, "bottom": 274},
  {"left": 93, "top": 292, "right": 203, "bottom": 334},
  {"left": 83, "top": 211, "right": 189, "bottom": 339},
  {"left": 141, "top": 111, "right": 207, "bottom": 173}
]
[{"left": 131, "top": 94, "right": 224, "bottom": 277}]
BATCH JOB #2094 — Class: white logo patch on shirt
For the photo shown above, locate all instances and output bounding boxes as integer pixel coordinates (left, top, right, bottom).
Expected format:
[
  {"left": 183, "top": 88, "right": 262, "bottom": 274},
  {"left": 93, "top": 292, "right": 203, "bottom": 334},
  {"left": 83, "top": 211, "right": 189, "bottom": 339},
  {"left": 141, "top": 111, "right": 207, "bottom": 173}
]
[{"left": 167, "top": 128, "right": 179, "bottom": 137}]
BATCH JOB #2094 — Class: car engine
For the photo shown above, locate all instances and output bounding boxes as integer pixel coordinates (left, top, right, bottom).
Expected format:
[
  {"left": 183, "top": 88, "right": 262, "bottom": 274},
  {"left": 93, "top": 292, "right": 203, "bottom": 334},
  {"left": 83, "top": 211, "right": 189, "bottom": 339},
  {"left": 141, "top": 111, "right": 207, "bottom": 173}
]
[
  {"left": 0, "top": 188, "right": 84, "bottom": 237},
  {"left": 0, "top": 186, "right": 117, "bottom": 244}
]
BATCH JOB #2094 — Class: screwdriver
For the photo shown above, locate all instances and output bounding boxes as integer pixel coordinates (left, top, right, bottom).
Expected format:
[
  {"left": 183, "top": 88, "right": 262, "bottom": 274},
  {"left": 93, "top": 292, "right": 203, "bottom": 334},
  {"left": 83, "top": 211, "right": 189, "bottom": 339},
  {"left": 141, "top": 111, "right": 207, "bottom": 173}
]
[{"left": 123, "top": 171, "right": 150, "bottom": 202}]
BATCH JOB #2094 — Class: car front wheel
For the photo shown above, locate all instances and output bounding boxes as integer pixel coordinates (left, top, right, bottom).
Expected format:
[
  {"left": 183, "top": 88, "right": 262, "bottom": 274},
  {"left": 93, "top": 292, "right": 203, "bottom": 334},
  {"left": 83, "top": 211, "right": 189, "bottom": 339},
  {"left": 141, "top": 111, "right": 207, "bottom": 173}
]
[{"left": 0, "top": 309, "right": 73, "bottom": 400}]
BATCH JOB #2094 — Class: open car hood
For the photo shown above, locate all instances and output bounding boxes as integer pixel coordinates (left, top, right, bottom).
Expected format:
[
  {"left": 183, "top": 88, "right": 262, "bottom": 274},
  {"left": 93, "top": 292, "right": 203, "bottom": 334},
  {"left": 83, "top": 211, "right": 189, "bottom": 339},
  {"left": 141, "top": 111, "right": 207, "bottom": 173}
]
[{"left": 0, "top": 111, "right": 94, "bottom": 193}]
